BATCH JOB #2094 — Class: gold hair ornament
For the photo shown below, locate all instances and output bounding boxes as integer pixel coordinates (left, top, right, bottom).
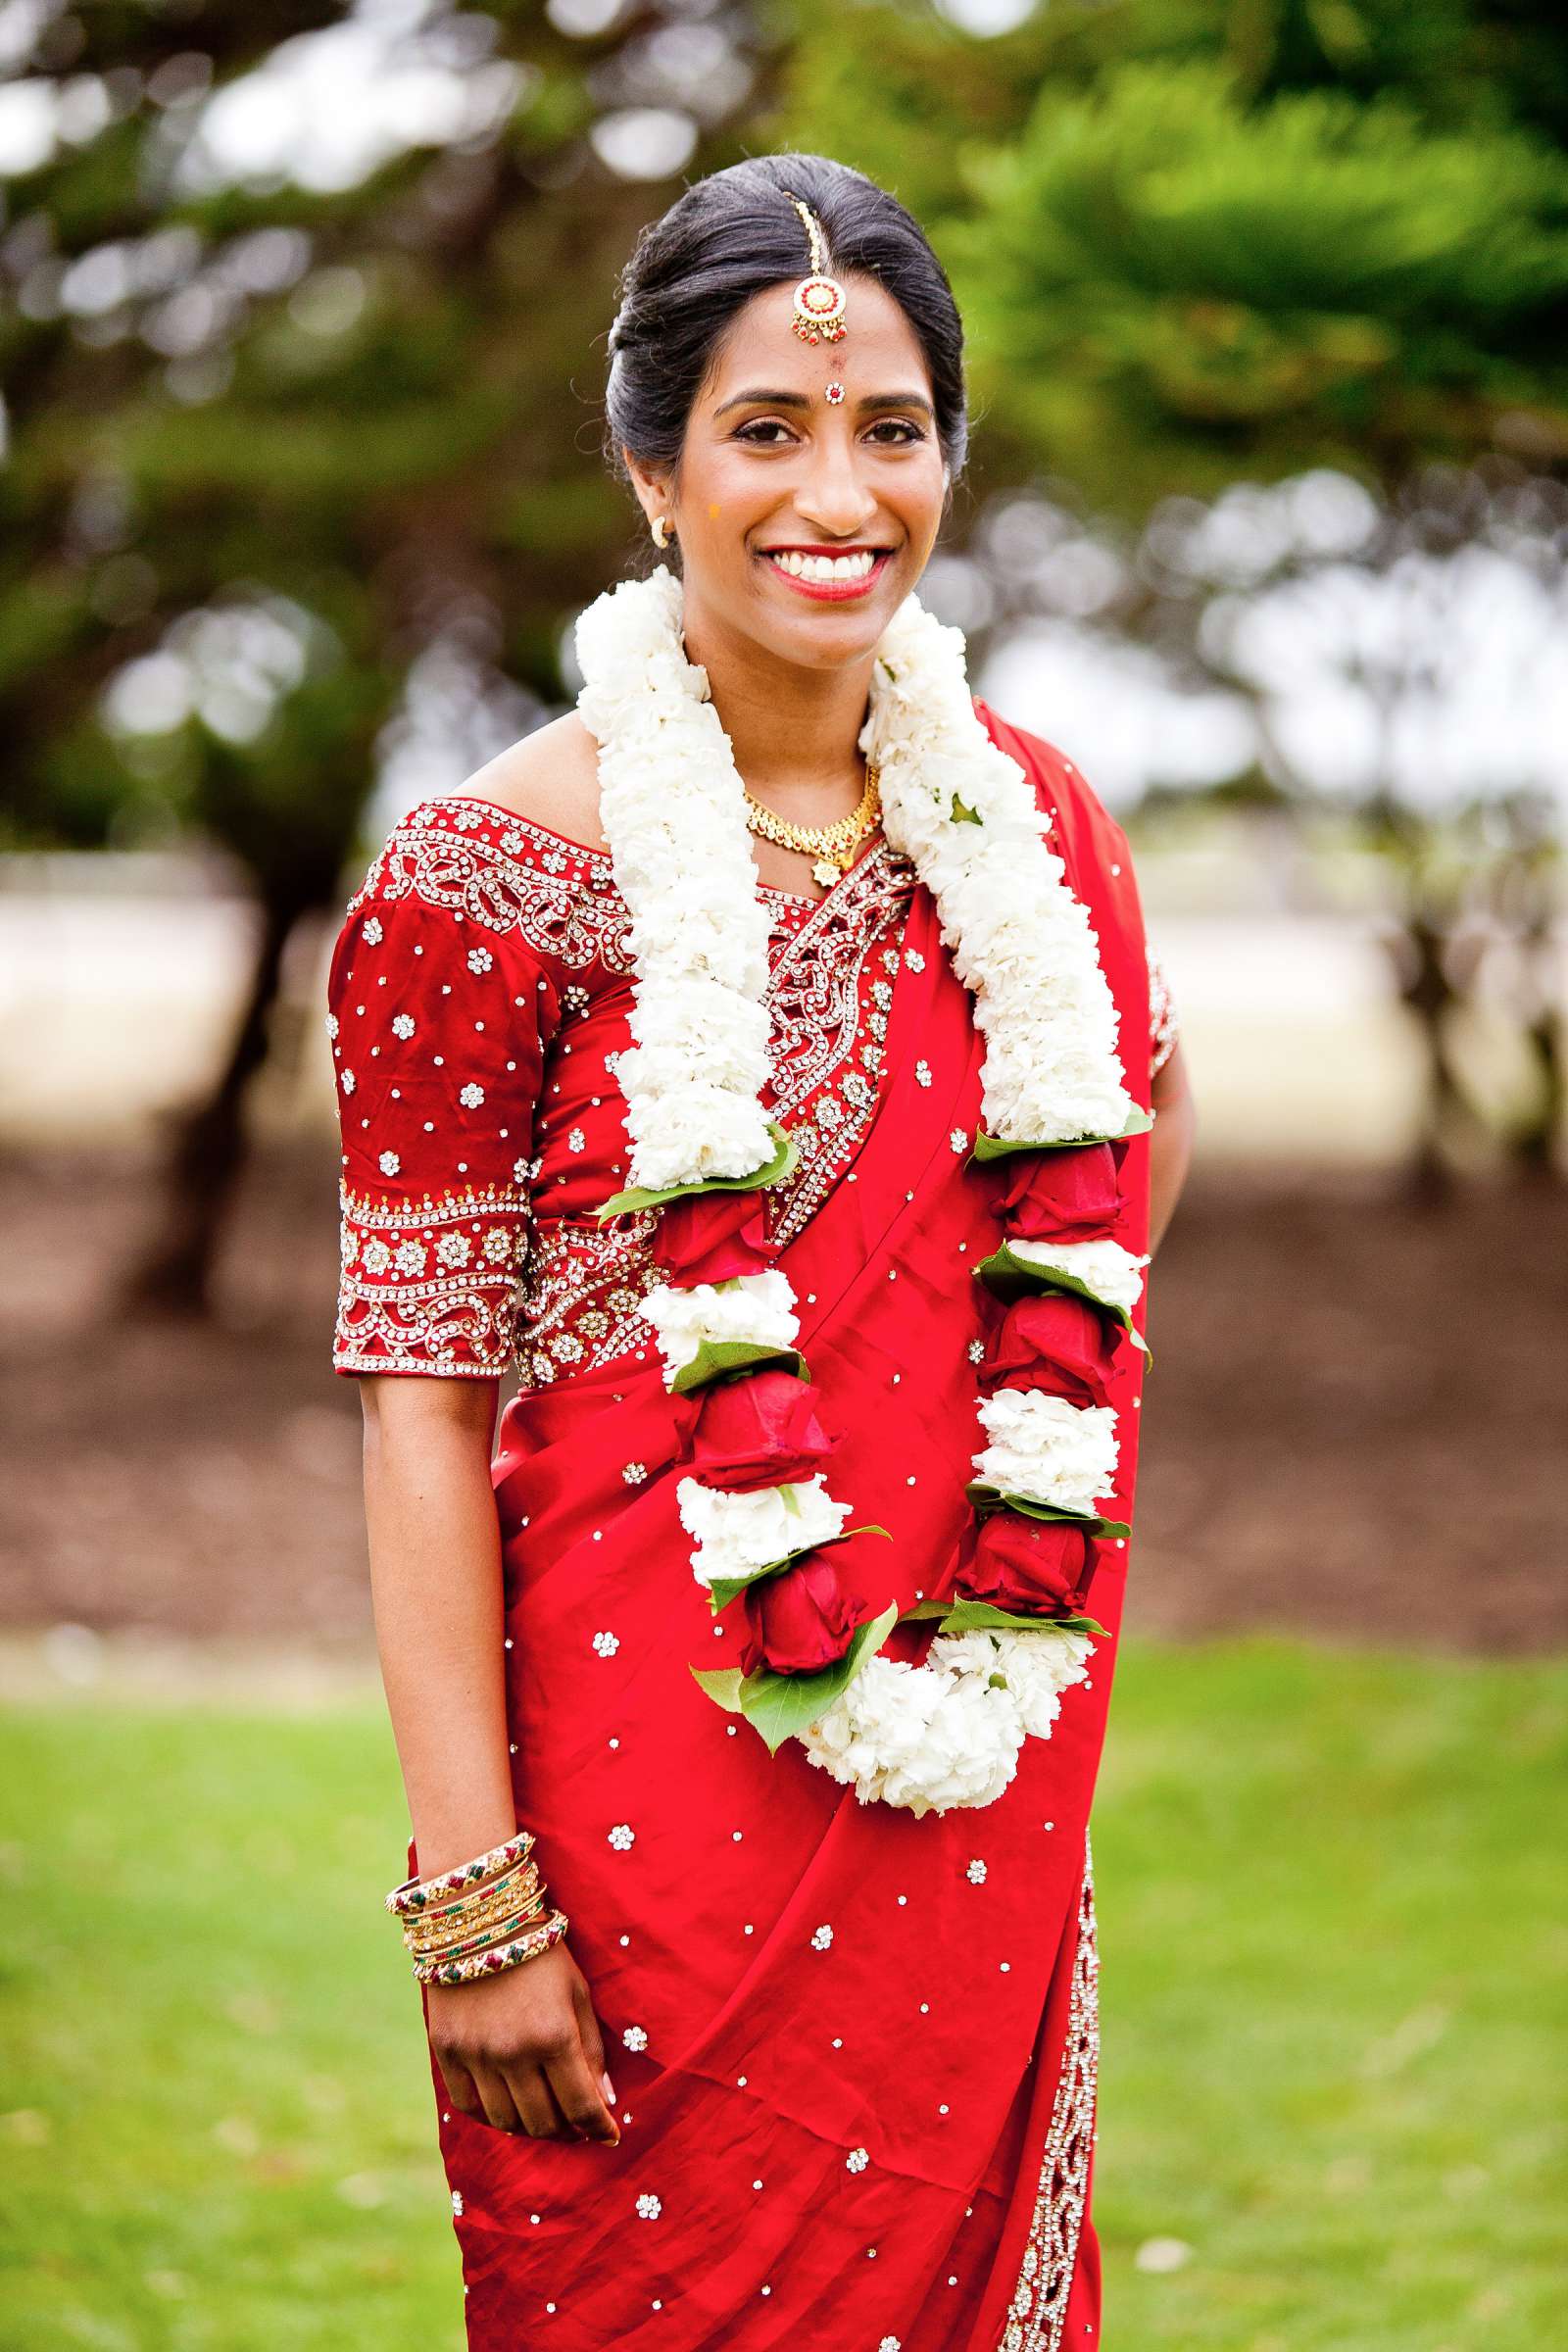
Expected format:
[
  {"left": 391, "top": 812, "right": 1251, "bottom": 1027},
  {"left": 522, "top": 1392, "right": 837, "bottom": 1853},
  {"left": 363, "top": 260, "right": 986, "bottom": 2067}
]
[{"left": 786, "top": 195, "right": 847, "bottom": 345}]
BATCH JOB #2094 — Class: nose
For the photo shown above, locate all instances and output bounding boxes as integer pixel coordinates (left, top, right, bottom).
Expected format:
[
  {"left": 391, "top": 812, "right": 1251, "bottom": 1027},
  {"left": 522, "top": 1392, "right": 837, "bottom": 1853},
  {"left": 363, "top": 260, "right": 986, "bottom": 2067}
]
[{"left": 792, "top": 428, "right": 879, "bottom": 540}]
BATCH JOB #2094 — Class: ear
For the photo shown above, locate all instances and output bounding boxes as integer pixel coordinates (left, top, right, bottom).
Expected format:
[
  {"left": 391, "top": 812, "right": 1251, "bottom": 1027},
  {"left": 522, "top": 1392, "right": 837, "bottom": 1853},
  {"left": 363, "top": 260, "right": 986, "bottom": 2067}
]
[{"left": 622, "top": 448, "right": 672, "bottom": 533}]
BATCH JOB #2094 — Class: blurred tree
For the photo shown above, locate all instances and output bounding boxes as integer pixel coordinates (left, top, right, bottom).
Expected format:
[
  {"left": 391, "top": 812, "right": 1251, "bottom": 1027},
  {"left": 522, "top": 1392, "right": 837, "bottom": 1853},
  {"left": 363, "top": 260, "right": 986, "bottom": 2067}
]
[
  {"left": 778, "top": 0, "right": 1568, "bottom": 1183},
  {"left": 1, "top": 0, "right": 776, "bottom": 1309},
  {"left": 1137, "top": 462, "right": 1568, "bottom": 1191}
]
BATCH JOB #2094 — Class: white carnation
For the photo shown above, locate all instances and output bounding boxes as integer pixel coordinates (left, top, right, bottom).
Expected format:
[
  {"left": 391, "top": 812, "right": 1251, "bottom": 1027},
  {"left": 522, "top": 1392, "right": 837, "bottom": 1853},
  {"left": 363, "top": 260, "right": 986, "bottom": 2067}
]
[
  {"left": 925, "top": 1628, "right": 1005, "bottom": 1680},
  {"left": 931, "top": 1626, "right": 1095, "bottom": 1740},
  {"left": 972, "top": 1390, "right": 1119, "bottom": 1517},
  {"left": 578, "top": 570, "right": 776, "bottom": 1191},
  {"left": 800, "top": 1652, "right": 1024, "bottom": 1817},
  {"left": 575, "top": 565, "right": 1133, "bottom": 1813},
  {"left": 1007, "top": 1237, "right": 1150, "bottom": 1321},
  {"left": 640, "top": 1269, "right": 798, "bottom": 1386},
  {"left": 676, "top": 1474, "right": 851, "bottom": 1587},
  {"left": 618, "top": 1082, "right": 777, "bottom": 1190}
]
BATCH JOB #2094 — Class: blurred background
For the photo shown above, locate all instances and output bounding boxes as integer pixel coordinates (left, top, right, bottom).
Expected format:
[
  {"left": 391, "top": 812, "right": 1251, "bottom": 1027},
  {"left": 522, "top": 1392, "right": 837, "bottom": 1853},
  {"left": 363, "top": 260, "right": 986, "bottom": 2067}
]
[{"left": 2, "top": 3, "right": 1564, "bottom": 2347}]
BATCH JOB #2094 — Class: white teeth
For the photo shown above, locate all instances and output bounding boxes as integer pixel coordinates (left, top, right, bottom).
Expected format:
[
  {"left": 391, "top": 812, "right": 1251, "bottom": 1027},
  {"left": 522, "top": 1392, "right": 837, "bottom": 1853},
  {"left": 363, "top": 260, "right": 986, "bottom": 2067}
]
[{"left": 768, "top": 550, "right": 878, "bottom": 584}]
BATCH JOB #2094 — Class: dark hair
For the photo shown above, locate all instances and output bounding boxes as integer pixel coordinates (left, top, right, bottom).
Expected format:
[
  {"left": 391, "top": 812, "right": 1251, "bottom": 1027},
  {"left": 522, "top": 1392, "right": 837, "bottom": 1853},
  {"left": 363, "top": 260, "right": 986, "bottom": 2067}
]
[{"left": 604, "top": 153, "right": 968, "bottom": 507}]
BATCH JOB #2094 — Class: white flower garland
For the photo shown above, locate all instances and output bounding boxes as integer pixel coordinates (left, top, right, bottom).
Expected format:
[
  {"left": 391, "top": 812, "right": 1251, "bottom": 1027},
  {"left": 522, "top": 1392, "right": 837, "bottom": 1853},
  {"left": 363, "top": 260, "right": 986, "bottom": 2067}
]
[{"left": 575, "top": 567, "right": 1147, "bottom": 1816}]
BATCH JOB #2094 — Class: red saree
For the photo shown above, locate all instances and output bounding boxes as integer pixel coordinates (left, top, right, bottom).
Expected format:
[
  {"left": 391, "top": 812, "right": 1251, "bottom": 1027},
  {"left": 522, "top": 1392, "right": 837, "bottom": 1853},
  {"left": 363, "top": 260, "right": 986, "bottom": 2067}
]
[{"left": 329, "top": 704, "right": 1156, "bottom": 2351}]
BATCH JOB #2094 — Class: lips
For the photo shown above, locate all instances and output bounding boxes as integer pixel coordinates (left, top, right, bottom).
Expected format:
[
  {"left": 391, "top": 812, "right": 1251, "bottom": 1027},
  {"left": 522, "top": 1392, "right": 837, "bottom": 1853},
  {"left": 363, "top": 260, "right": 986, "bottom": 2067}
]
[{"left": 759, "top": 546, "right": 892, "bottom": 601}]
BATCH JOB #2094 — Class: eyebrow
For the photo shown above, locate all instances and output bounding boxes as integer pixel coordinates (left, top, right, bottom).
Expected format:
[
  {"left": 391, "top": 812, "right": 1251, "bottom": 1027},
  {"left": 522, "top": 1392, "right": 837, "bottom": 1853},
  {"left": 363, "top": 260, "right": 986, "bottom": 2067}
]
[{"left": 713, "top": 387, "right": 935, "bottom": 418}]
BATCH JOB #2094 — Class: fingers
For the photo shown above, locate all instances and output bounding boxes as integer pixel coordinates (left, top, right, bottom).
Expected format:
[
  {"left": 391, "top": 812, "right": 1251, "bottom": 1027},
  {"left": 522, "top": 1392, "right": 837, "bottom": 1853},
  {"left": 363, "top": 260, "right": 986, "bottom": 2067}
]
[
  {"left": 468, "top": 2063, "right": 524, "bottom": 2135},
  {"left": 571, "top": 1968, "right": 616, "bottom": 2113},
  {"left": 435, "top": 2046, "right": 482, "bottom": 2119},
  {"left": 543, "top": 2033, "right": 621, "bottom": 2146},
  {"left": 427, "top": 1959, "right": 621, "bottom": 2148},
  {"left": 506, "top": 2061, "right": 572, "bottom": 2142}
]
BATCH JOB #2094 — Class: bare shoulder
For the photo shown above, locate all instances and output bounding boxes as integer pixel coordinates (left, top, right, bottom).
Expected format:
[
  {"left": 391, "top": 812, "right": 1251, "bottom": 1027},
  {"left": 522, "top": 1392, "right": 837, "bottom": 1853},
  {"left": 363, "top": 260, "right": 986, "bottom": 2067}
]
[{"left": 448, "top": 712, "right": 607, "bottom": 854}]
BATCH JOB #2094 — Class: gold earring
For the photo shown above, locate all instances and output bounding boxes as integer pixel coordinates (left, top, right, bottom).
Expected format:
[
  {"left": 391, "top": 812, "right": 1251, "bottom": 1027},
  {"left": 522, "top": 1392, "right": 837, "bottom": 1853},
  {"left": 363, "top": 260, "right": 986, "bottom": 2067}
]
[{"left": 651, "top": 514, "right": 672, "bottom": 549}]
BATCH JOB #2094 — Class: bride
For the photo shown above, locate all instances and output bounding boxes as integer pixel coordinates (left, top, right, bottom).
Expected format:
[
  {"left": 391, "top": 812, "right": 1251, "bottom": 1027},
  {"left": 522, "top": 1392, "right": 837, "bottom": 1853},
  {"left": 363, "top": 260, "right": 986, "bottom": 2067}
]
[{"left": 328, "top": 149, "right": 1194, "bottom": 2351}]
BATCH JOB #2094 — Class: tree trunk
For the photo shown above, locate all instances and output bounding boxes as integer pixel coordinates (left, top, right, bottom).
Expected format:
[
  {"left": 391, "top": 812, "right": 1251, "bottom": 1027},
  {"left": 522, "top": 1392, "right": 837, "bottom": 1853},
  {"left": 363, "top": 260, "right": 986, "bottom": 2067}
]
[
  {"left": 1395, "top": 911, "right": 1469, "bottom": 1209},
  {"left": 120, "top": 885, "right": 310, "bottom": 1318}
]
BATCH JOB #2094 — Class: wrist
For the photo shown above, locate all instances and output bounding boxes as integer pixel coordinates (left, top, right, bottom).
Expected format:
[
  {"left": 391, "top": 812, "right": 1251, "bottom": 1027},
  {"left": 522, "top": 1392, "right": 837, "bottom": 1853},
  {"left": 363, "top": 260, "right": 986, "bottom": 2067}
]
[{"left": 409, "top": 1802, "right": 522, "bottom": 1887}]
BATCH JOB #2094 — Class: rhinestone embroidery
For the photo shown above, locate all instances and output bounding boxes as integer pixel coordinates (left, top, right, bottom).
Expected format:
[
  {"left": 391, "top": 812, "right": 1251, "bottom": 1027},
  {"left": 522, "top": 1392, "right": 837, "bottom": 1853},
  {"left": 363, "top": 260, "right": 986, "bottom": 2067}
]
[
  {"left": 516, "top": 1213, "right": 662, "bottom": 1391},
  {"left": 335, "top": 1181, "right": 530, "bottom": 1376},
  {"left": 351, "top": 802, "right": 636, "bottom": 972},
  {"left": 998, "top": 1849, "right": 1100, "bottom": 2352},
  {"left": 1147, "top": 945, "right": 1179, "bottom": 1076}
]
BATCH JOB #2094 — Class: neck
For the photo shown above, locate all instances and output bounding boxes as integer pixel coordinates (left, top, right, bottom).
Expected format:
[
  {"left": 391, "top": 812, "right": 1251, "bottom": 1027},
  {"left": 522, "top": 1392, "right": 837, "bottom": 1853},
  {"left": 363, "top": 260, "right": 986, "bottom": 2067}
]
[{"left": 678, "top": 582, "right": 875, "bottom": 799}]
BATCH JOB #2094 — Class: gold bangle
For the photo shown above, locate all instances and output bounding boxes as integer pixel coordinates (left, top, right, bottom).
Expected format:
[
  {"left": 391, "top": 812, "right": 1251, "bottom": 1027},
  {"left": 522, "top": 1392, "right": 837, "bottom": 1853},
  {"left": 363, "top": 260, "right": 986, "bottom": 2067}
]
[
  {"left": 412, "top": 1910, "right": 568, "bottom": 1986},
  {"left": 412, "top": 1897, "right": 551, "bottom": 1965},
  {"left": 402, "top": 1860, "right": 542, "bottom": 1946},
  {"left": 386, "top": 1829, "right": 536, "bottom": 1918}
]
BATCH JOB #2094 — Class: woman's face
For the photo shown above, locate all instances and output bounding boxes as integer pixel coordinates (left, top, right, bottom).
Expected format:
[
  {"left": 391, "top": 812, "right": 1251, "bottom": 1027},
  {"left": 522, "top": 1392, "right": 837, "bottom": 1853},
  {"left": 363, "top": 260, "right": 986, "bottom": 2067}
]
[{"left": 625, "top": 273, "right": 949, "bottom": 674}]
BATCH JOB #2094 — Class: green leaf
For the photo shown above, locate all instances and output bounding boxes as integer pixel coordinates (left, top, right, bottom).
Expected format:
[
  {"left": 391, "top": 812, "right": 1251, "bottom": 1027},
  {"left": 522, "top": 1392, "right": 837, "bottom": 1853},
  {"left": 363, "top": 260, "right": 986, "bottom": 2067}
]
[
  {"left": 689, "top": 1666, "right": 746, "bottom": 1713},
  {"left": 668, "top": 1342, "right": 809, "bottom": 1397},
  {"left": 951, "top": 792, "right": 983, "bottom": 825},
  {"left": 735, "top": 1600, "right": 900, "bottom": 1755},
  {"left": 964, "top": 1482, "right": 1131, "bottom": 1541},
  {"left": 973, "top": 1241, "right": 1142, "bottom": 1337},
  {"left": 706, "top": 1523, "right": 893, "bottom": 1614},
  {"left": 707, "top": 1569, "right": 776, "bottom": 1612},
  {"left": 935, "top": 1598, "right": 1108, "bottom": 1639},
  {"left": 594, "top": 1121, "right": 798, "bottom": 1218},
  {"left": 970, "top": 1108, "right": 1155, "bottom": 1161}
]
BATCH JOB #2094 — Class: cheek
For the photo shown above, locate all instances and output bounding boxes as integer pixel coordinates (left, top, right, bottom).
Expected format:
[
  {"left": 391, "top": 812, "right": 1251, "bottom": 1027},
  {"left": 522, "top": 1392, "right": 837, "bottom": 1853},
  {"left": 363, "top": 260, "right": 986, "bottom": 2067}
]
[
  {"left": 897, "top": 453, "right": 948, "bottom": 514},
  {"left": 684, "top": 448, "right": 767, "bottom": 527}
]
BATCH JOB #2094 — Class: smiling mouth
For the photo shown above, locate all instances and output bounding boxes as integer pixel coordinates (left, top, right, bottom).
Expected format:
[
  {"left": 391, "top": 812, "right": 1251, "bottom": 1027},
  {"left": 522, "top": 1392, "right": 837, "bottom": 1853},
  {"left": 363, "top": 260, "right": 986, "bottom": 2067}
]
[{"left": 760, "top": 546, "right": 893, "bottom": 593}]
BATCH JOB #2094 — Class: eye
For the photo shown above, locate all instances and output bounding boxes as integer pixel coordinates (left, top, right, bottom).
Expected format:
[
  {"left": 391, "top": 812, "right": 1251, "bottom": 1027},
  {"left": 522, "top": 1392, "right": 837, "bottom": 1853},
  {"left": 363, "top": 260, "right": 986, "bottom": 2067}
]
[
  {"left": 866, "top": 418, "right": 926, "bottom": 445},
  {"left": 733, "top": 418, "right": 797, "bottom": 445}
]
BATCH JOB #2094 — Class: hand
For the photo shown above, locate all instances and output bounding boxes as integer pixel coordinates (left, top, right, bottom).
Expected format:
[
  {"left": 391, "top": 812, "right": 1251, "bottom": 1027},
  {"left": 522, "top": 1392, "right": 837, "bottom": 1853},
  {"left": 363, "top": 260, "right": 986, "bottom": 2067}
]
[{"left": 428, "top": 1939, "right": 621, "bottom": 2144}]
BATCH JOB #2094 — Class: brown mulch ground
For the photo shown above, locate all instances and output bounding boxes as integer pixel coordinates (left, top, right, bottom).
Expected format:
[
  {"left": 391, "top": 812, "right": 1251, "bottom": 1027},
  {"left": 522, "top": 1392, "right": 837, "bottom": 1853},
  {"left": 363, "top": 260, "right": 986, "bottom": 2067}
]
[{"left": 2, "top": 1146, "right": 1562, "bottom": 1658}]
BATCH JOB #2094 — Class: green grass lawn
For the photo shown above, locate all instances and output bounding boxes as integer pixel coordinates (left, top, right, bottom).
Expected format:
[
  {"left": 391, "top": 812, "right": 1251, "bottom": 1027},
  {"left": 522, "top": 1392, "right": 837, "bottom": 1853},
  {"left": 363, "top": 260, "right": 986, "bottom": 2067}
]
[{"left": 1, "top": 1641, "right": 1563, "bottom": 2350}]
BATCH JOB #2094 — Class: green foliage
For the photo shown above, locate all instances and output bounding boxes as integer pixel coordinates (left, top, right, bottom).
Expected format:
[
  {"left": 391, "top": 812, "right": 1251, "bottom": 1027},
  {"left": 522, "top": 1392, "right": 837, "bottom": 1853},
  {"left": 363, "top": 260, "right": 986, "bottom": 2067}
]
[
  {"left": 950, "top": 61, "right": 1568, "bottom": 508},
  {"left": 1, "top": 7, "right": 758, "bottom": 864}
]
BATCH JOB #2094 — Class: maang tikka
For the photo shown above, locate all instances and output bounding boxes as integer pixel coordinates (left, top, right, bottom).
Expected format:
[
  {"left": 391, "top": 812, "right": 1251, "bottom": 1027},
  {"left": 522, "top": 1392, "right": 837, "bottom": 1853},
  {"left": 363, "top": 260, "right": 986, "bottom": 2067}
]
[{"left": 786, "top": 194, "right": 847, "bottom": 345}]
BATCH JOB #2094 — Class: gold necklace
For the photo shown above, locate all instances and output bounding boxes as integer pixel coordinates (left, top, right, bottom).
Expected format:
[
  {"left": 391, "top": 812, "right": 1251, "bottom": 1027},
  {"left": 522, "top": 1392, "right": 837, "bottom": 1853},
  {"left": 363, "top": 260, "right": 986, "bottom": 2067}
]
[{"left": 742, "top": 763, "right": 881, "bottom": 888}]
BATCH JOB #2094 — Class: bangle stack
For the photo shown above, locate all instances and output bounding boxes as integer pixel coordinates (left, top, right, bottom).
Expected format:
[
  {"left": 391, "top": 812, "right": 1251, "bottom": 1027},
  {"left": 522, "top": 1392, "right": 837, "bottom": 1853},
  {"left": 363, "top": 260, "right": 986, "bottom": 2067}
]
[{"left": 386, "top": 1831, "right": 568, "bottom": 1986}]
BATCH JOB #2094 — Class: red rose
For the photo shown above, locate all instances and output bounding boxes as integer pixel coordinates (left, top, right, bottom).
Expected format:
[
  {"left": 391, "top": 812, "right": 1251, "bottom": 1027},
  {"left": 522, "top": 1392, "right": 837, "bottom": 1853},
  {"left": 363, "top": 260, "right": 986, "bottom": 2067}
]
[
  {"left": 995, "top": 1140, "right": 1127, "bottom": 1242},
  {"left": 672, "top": 1369, "right": 839, "bottom": 1491},
  {"left": 959, "top": 1509, "right": 1100, "bottom": 1616},
  {"left": 978, "top": 1294, "right": 1117, "bottom": 1408},
  {"left": 739, "top": 1544, "right": 871, "bottom": 1678},
  {"left": 653, "top": 1189, "right": 773, "bottom": 1285}
]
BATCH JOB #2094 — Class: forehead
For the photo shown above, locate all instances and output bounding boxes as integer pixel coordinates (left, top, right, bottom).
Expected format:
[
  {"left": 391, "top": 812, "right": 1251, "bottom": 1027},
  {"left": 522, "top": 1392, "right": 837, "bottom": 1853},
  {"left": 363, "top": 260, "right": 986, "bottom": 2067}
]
[{"left": 698, "top": 273, "right": 932, "bottom": 405}]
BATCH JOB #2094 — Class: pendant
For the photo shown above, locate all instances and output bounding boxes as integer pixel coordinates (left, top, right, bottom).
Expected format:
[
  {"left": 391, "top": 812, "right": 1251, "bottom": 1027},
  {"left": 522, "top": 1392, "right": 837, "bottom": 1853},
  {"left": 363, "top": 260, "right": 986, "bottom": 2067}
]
[{"left": 812, "top": 857, "right": 840, "bottom": 887}]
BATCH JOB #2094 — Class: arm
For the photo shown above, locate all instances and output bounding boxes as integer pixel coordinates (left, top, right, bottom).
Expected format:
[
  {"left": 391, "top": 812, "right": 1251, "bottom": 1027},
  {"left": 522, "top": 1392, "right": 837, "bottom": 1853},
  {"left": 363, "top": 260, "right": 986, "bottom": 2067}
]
[
  {"left": 327, "top": 830, "right": 616, "bottom": 2145},
  {"left": 1148, "top": 1038, "right": 1195, "bottom": 1258},
  {"left": 358, "top": 1369, "right": 620, "bottom": 2150},
  {"left": 359, "top": 1375, "right": 515, "bottom": 1882}
]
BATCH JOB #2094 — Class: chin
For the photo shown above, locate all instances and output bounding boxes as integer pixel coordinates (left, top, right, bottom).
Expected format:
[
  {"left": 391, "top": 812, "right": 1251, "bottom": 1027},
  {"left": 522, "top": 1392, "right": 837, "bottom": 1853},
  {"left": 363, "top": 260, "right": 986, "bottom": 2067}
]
[{"left": 748, "top": 569, "right": 912, "bottom": 668}]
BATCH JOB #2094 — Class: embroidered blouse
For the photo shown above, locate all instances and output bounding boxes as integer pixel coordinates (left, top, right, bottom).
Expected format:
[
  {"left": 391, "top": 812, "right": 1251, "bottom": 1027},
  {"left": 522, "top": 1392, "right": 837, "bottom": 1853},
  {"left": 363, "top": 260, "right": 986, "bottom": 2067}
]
[{"left": 327, "top": 796, "right": 1179, "bottom": 1385}]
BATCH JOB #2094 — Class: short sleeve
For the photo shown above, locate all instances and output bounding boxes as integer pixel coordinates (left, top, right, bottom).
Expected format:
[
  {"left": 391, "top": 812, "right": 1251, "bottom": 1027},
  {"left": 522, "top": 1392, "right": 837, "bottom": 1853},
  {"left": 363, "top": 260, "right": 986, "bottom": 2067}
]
[
  {"left": 327, "top": 843, "right": 557, "bottom": 1378},
  {"left": 1147, "top": 943, "right": 1179, "bottom": 1078}
]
